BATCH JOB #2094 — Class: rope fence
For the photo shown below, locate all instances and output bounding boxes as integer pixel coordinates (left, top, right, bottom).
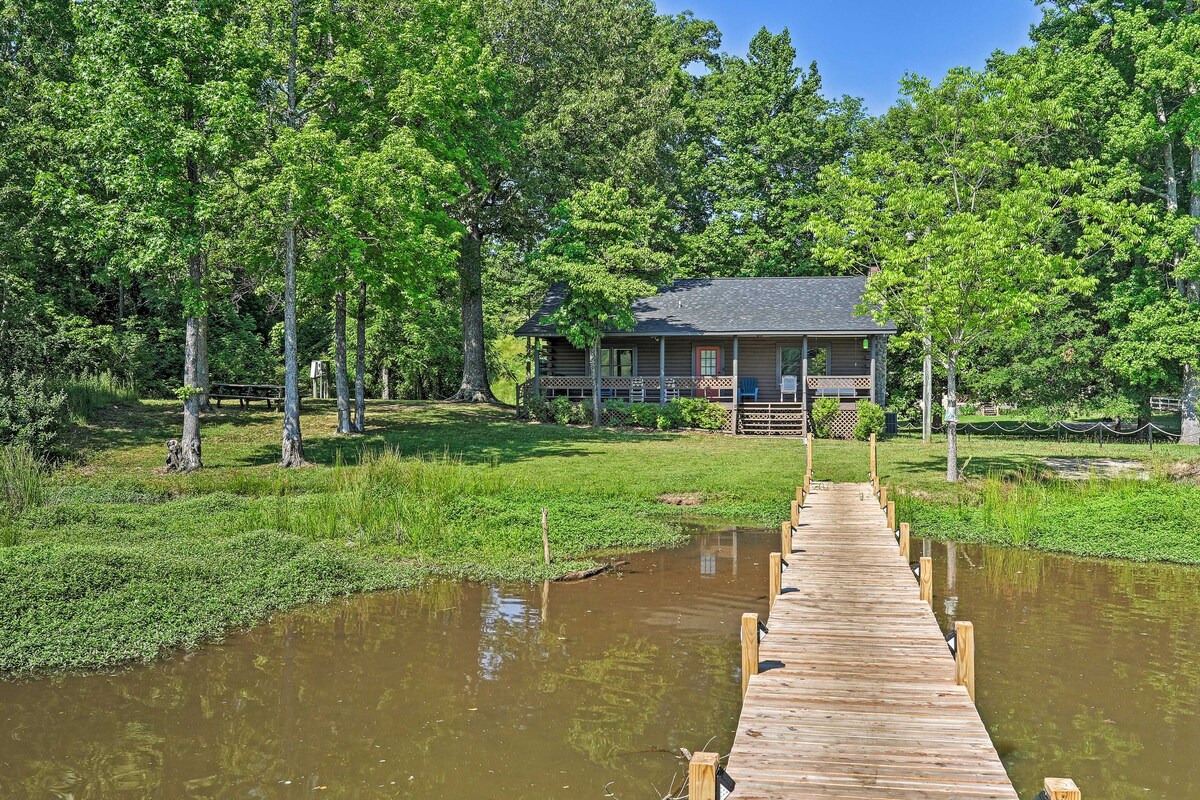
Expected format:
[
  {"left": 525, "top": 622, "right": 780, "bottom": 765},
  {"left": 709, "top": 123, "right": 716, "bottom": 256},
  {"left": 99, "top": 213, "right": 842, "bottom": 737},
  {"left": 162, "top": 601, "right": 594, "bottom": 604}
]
[{"left": 895, "top": 419, "right": 1181, "bottom": 446}]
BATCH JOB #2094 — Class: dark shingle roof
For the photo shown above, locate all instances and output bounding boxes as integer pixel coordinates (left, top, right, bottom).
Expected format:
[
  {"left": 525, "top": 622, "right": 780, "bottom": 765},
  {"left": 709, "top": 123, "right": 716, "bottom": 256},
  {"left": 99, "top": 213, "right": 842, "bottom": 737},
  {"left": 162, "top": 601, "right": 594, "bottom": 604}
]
[{"left": 515, "top": 276, "right": 895, "bottom": 337}]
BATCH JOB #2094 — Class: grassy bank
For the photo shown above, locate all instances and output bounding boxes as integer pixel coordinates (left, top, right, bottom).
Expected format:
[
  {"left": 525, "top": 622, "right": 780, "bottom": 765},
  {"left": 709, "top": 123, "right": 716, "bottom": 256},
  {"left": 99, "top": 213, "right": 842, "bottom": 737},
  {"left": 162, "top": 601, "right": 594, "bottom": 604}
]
[{"left": 5, "top": 399, "right": 1200, "bottom": 674}]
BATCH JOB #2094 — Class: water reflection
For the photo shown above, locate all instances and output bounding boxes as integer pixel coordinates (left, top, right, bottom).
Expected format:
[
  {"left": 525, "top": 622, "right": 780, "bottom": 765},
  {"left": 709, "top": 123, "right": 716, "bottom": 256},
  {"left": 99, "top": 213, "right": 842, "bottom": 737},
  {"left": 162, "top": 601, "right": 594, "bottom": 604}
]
[
  {"left": 0, "top": 527, "right": 774, "bottom": 800},
  {"left": 924, "top": 539, "right": 1200, "bottom": 800}
]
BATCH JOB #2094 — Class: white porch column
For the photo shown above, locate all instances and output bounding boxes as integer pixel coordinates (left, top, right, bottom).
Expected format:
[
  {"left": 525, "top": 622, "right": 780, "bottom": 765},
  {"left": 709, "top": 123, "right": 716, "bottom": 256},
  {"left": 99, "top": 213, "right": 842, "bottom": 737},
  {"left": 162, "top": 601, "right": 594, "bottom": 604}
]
[
  {"left": 869, "top": 335, "right": 877, "bottom": 405},
  {"left": 732, "top": 336, "right": 740, "bottom": 435},
  {"left": 801, "top": 335, "right": 809, "bottom": 415},
  {"left": 658, "top": 337, "right": 666, "bottom": 407}
]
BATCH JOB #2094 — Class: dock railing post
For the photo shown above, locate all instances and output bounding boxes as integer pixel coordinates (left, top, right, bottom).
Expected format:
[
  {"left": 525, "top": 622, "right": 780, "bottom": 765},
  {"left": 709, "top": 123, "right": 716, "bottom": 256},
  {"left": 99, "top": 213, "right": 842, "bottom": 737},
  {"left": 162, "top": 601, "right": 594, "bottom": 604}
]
[
  {"left": 955, "top": 620, "right": 975, "bottom": 702},
  {"left": 795, "top": 485, "right": 804, "bottom": 504},
  {"left": 879, "top": 484, "right": 888, "bottom": 511},
  {"left": 898, "top": 521, "right": 910, "bottom": 560},
  {"left": 769, "top": 552, "right": 782, "bottom": 611},
  {"left": 1043, "top": 778, "right": 1081, "bottom": 800},
  {"left": 740, "top": 613, "right": 759, "bottom": 698},
  {"left": 790, "top": 499, "right": 800, "bottom": 529},
  {"left": 688, "top": 752, "right": 720, "bottom": 800},
  {"left": 869, "top": 432, "right": 877, "bottom": 478},
  {"left": 919, "top": 556, "right": 933, "bottom": 606},
  {"left": 886, "top": 500, "right": 896, "bottom": 532},
  {"left": 805, "top": 434, "right": 813, "bottom": 478},
  {"left": 781, "top": 521, "right": 791, "bottom": 555}
]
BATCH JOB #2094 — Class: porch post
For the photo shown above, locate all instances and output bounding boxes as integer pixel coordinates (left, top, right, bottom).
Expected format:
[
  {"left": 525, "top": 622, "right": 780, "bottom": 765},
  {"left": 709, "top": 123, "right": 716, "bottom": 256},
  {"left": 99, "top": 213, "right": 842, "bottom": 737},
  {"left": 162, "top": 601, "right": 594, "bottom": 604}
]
[
  {"left": 801, "top": 334, "right": 809, "bottom": 421},
  {"left": 732, "top": 336, "right": 740, "bottom": 435},
  {"left": 532, "top": 338, "right": 541, "bottom": 394},
  {"left": 869, "top": 335, "right": 877, "bottom": 405},
  {"left": 658, "top": 336, "right": 666, "bottom": 407}
]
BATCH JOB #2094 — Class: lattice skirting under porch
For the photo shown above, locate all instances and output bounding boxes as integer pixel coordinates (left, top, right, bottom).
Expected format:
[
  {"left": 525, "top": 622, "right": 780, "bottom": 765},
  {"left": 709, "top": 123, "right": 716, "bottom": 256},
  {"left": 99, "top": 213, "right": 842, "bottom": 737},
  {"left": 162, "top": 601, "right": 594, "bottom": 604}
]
[{"left": 826, "top": 409, "right": 859, "bottom": 439}]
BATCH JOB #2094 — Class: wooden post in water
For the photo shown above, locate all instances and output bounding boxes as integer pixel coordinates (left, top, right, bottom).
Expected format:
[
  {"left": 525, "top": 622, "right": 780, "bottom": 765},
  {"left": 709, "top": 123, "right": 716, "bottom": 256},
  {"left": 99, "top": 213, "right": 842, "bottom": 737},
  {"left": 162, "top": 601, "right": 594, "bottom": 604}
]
[
  {"left": 955, "top": 621, "right": 975, "bottom": 702},
  {"left": 1043, "top": 778, "right": 1081, "bottom": 800},
  {"left": 790, "top": 499, "right": 800, "bottom": 529},
  {"left": 540, "top": 507, "right": 550, "bottom": 566},
  {"left": 741, "top": 613, "right": 759, "bottom": 698},
  {"left": 886, "top": 500, "right": 896, "bottom": 532},
  {"left": 898, "top": 522, "right": 911, "bottom": 560},
  {"left": 919, "top": 556, "right": 932, "bottom": 606},
  {"left": 869, "top": 432, "right": 877, "bottom": 478},
  {"left": 769, "top": 552, "right": 782, "bottom": 611},
  {"left": 688, "top": 752, "right": 719, "bottom": 800},
  {"left": 781, "top": 521, "right": 791, "bottom": 555}
]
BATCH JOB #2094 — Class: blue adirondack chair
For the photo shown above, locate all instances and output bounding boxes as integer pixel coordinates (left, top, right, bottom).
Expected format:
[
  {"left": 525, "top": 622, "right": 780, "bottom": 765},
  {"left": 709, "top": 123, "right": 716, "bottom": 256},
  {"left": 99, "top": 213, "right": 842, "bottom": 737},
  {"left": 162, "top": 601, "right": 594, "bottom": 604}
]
[{"left": 739, "top": 377, "right": 759, "bottom": 402}]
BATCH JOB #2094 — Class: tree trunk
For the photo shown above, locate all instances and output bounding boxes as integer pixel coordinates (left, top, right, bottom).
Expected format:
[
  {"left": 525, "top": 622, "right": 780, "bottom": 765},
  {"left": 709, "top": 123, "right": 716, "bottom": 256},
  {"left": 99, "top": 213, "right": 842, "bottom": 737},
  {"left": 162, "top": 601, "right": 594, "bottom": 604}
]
[
  {"left": 945, "top": 350, "right": 959, "bottom": 482},
  {"left": 381, "top": 365, "right": 390, "bottom": 400},
  {"left": 280, "top": 2, "right": 305, "bottom": 468},
  {"left": 592, "top": 339, "right": 602, "bottom": 427},
  {"left": 452, "top": 225, "right": 495, "bottom": 402},
  {"left": 197, "top": 311, "right": 210, "bottom": 412},
  {"left": 334, "top": 285, "right": 351, "bottom": 434},
  {"left": 176, "top": 251, "right": 204, "bottom": 472},
  {"left": 354, "top": 280, "right": 366, "bottom": 433},
  {"left": 281, "top": 213, "right": 305, "bottom": 467}
]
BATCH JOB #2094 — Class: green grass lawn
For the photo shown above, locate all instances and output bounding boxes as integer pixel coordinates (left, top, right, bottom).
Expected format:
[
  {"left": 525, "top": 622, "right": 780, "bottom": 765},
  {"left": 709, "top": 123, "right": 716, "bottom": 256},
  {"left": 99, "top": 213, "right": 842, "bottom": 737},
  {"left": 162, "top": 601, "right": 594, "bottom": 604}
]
[{"left": 4, "top": 398, "right": 1200, "bottom": 674}]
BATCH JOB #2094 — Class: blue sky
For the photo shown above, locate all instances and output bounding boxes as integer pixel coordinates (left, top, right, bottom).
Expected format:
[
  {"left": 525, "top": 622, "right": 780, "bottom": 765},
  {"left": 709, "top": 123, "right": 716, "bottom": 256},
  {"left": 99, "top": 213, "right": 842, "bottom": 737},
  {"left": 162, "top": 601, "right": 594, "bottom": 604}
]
[{"left": 656, "top": 0, "right": 1043, "bottom": 114}]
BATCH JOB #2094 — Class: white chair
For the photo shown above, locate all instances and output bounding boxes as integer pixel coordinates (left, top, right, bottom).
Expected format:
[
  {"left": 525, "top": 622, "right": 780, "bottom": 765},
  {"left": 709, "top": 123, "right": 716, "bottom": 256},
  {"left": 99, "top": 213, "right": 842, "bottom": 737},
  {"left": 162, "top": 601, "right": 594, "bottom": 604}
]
[
  {"left": 629, "top": 378, "right": 645, "bottom": 403},
  {"left": 780, "top": 374, "right": 799, "bottom": 402}
]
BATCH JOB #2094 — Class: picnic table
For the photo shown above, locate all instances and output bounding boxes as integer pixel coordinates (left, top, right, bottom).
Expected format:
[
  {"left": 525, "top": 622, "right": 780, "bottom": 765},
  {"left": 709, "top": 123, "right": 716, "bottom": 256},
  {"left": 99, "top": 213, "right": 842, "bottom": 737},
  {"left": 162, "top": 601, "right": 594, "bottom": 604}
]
[{"left": 210, "top": 383, "right": 288, "bottom": 410}]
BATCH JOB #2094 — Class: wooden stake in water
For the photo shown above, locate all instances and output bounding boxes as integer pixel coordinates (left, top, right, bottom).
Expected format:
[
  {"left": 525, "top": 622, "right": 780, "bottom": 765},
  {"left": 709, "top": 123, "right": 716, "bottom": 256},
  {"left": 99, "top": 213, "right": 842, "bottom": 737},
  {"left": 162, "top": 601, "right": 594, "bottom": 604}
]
[
  {"left": 540, "top": 507, "right": 550, "bottom": 566},
  {"left": 741, "top": 613, "right": 759, "bottom": 698},
  {"left": 689, "top": 752, "right": 719, "bottom": 800},
  {"left": 919, "top": 556, "right": 933, "bottom": 606},
  {"left": 955, "top": 620, "right": 975, "bottom": 702},
  {"left": 1043, "top": 778, "right": 1081, "bottom": 800},
  {"left": 769, "top": 552, "right": 782, "bottom": 611}
]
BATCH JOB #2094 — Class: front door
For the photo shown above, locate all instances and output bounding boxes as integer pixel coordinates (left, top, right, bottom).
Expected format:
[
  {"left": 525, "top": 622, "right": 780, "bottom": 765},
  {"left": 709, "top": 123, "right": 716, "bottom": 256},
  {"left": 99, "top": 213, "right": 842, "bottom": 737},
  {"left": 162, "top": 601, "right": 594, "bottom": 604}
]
[{"left": 695, "top": 345, "right": 722, "bottom": 398}]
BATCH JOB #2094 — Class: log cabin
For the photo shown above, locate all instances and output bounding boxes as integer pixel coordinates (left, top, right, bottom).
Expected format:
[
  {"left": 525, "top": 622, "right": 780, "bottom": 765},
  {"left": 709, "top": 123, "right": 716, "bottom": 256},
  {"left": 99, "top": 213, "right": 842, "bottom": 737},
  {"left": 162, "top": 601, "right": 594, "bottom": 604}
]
[{"left": 515, "top": 276, "right": 896, "bottom": 436}]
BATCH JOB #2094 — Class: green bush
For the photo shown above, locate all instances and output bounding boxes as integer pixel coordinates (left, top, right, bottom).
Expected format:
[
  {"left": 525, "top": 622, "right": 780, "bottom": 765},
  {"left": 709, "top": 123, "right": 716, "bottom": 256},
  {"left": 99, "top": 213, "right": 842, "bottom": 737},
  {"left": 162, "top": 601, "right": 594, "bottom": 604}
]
[
  {"left": 569, "top": 400, "right": 591, "bottom": 425},
  {"left": 523, "top": 391, "right": 552, "bottom": 422},
  {"left": 0, "top": 371, "right": 68, "bottom": 456},
  {"left": 810, "top": 397, "right": 841, "bottom": 438},
  {"left": 628, "top": 402, "right": 661, "bottom": 428},
  {"left": 673, "top": 397, "right": 727, "bottom": 430},
  {"left": 604, "top": 399, "right": 630, "bottom": 426},
  {"left": 853, "top": 400, "right": 886, "bottom": 440},
  {"left": 656, "top": 402, "right": 684, "bottom": 430},
  {"left": 550, "top": 396, "right": 572, "bottom": 425}
]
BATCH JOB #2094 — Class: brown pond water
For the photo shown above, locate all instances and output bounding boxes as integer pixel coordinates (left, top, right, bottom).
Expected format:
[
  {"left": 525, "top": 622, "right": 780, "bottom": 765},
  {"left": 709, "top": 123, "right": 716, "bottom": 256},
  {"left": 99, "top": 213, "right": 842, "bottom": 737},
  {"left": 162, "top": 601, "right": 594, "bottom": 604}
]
[
  {"left": 920, "top": 539, "right": 1200, "bottom": 799},
  {"left": 4, "top": 532, "right": 1199, "bottom": 800},
  {"left": 0, "top": 527, "right": 774, "bottom": 800}
]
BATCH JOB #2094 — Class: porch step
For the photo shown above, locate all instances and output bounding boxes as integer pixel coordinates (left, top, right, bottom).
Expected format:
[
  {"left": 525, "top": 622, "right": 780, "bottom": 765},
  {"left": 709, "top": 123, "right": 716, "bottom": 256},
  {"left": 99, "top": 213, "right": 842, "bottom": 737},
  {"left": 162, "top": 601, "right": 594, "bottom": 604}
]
[{"left": 738, "top": 403, "right": 807, "bottom": 436}]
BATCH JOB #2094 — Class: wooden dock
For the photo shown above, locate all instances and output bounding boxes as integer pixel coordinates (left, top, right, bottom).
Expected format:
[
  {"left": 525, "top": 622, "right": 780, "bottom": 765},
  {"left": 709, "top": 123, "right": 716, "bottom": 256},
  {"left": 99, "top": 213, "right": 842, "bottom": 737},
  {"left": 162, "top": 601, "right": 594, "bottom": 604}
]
[{"left": 721, "top": 480, "right": 1019, "bottom": 798}]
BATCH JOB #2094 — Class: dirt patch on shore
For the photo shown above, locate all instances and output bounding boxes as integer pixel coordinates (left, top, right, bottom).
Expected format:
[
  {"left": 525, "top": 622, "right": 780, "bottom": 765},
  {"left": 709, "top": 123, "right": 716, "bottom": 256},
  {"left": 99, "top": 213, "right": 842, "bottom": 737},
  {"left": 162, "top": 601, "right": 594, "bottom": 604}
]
[
  {"left": 657, "top": 492, "right": 704, "bottom": 507},
  {"left": 1042, "top": 457, "right": 1148, "bottom": 480}
]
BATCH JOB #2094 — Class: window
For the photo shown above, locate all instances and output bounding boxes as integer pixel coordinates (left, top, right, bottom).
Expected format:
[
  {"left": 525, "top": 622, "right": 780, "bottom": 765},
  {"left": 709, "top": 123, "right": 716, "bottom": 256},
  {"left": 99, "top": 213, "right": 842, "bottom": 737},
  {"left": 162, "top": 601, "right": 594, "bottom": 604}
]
[
  {"left": 695, "top": 346, "right": 721, "bottom": 376},
  {"left": 599, "top": 347, "right": 636, "bottom": 377},
  {"left": 779, "top": 345, "right": 830, "bottom": 383}
]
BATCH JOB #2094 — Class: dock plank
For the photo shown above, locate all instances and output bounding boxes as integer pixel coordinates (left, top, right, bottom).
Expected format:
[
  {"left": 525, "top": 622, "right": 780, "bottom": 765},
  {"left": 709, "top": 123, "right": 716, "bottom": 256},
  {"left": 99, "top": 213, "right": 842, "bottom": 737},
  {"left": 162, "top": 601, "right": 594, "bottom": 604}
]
[{"left": 724, "top": 482, "right": 1017, "bottom": 799}]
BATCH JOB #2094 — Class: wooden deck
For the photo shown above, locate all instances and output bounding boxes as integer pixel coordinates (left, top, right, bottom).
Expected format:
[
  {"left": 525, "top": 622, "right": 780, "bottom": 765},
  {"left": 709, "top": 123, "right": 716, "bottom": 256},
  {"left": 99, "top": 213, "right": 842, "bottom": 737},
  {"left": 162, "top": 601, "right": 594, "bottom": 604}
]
[{"left": 724, "top": 481, "right": 1019, "bottom": 799}]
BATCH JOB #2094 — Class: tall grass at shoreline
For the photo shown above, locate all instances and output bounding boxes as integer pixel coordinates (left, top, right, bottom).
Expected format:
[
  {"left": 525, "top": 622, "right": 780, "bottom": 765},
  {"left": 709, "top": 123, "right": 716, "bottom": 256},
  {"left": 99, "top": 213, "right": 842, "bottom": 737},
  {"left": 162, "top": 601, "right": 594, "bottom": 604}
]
[
  {"left": 0, "top": 445, "right": 45, "bottom": 545},
  {"left": 61, "top": 371, "right": 138, "bottom": 423}
]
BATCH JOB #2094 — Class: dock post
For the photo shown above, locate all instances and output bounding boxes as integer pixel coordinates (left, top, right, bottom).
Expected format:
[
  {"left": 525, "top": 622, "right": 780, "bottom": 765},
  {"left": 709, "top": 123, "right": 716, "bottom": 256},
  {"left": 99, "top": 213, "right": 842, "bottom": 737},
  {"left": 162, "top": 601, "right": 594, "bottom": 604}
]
[
  {"left": 886, "top": 500, "right": 896, "bottom": 532},
  {"left": 688, "top": 752, "right": 719, "bottom": 800},
  {"left": 769, "top": 552, "right": 782, "bottom": 611},
  {"left": 879, "top": 485, "right": 888, "bottom": 510},
  {"left": 795, "top": 485, "right": 804, "bottom": 504},
  {"left": 781, "top": 521, "right": 791, "bottom": 555},
  {"left": 805, "top": 434, "right": 813, "bottom": 478},
  {"left": 869, "top": 432, "right": 876, "bottom": 478},
  {"left": 919, "top": 556, "right": 932, "bottom": 606},
  {"left": 898, "top": 522, "right": 910, "bottom": 560},
  {"left": 790, "top": 499, "right": 800, "bottom": 528},
  {"left": 1043, "top": 778, "right": 1081, "bottom": 800},
  {"left": 955, "top": 621, "right": 975, "bottom": 702},
  {"left": 741, "top": 613, "right": 759, "bottom": 698}
]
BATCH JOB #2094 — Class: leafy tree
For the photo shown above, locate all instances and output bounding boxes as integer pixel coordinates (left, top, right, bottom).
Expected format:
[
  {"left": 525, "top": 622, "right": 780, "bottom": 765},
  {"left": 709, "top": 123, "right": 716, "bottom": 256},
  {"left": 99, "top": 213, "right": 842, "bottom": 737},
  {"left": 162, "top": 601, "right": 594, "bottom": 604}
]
[
  {"left": 812, "top": 69, "right": 1105, "bottom": 481},
  {"left": 538, "top": 180, "right": 675, "bottom": 425},
  {"left": 681, "top": 28, "right": 863, "bottom": 277}
]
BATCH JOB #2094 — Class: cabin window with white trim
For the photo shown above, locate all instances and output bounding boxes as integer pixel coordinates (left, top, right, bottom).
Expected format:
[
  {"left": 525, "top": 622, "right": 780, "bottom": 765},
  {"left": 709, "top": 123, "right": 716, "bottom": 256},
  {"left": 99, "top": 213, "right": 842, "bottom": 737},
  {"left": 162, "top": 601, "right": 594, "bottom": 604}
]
[{"left": 599, "top": 347, "right": 636, "bottom": 377}]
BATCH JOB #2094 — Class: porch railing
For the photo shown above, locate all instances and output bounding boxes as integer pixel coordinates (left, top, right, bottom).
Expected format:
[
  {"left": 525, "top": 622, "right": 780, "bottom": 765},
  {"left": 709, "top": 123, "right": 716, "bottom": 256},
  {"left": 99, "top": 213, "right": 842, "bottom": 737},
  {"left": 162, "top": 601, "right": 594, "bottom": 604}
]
[{"left": 520, "top": 375, "right": 735, "bottom": 403}]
